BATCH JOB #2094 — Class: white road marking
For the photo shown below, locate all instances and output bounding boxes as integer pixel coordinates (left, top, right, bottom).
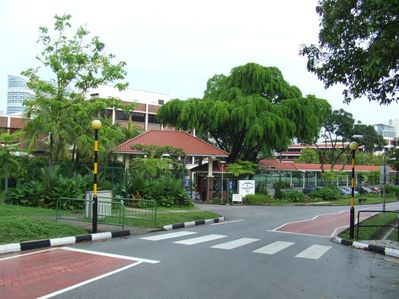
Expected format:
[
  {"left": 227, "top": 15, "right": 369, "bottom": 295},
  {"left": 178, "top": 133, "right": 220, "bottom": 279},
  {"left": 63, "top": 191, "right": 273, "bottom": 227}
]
[
  {"left": 266, "top": 229, "right": 330, "bottom": 238},
  {"left": 211, "top": 219, "right": 245, "bottom": 226},
  {"left": 174, "top": 234, "right": 227, "bottom": 245},
  {"left": 37, "top": 262, "right": 144, "bottom": 299},
  {"left": 253, "top": 241, "right": 295, "bottom": 255},
  {"left": 62, "top": 247, "right": 159, "bottom": 264},
  {"left": 140, "top": 231, "right": 197, "bottom": 241},
  {"left": 211, "top": 238, "right": 259, "bottom": 250},
  {"left": 295, "top": 245, "right": 331, "bottom": 260}
]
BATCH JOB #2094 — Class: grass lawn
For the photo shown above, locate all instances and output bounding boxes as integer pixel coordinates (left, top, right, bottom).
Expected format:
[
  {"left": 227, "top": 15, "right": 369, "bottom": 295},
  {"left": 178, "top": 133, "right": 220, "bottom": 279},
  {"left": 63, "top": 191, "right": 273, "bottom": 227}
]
[
  {"left": 340, "top": 212, "right": 398, "bottom": 241},
  {"left": 0, "top": 216, "right": 87, "bottom": 244},
  {"left": 126, "top": 210, "right": 220, "bottom": 228},
  {"left": 0, "top": 203, "right": 220, "bottom": 244},
  {"left": 318, "top": 196, "right": 398, "bottom": 206}
]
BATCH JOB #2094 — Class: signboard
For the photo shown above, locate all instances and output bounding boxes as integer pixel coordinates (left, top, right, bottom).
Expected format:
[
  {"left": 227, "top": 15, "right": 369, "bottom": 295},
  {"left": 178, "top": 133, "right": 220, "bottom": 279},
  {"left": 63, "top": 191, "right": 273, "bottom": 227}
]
[
  {"left": 238, "top": 180, "right": 255, "bottom": 196},
  {"left": 232, "top": 194, "right": 242, "bottom": 203}
]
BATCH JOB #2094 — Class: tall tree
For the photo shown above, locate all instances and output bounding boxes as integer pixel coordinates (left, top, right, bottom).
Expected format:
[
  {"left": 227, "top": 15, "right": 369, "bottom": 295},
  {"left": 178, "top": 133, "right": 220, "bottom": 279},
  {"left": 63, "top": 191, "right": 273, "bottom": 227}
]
[
  {"left": 22, "top": 14, "right": 130, "bottom": 164},
  {"left": 300, "top": 0, "right": 399, "bottom": 104},
  {"left": 316, "top": 108, "right": 354, "bottom": 171},
  {"left": 353, "top": 122, "right": 384, "bottom": 152},
  {"left": 158, "top": 63, "right": 331, "bottom": 162}
]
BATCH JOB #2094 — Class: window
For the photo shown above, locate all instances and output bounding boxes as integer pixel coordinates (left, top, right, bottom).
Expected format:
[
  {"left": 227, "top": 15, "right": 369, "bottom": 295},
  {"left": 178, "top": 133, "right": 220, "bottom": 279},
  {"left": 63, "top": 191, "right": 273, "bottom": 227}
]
[
  {"left": 115, "top": 110, "right": 129, "bottom": 121},
  {"left": 158, "top": 99, "right": 164, "bottom": 105},
  {"left": 131, "top": 112, "right": 145, "bottom": 122},
  {"left": 148, "top": 114, "right": 159, "bottom": 124}
]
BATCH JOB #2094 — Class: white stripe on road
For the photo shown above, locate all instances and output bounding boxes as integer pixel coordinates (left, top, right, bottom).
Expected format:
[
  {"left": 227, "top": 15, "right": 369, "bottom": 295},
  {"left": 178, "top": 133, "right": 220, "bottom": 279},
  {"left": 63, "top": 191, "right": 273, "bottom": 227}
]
[
  {"left": 211, "top": 238, "right": 259, "bottom": 250},
  {"left": 140, "top": 231, "right": 197, "bottom": 241},
  {"left": 211, "top": 219, "right": 245, "bottom": 226},
  {"left": 295, "top": 245, "right": 332, "bottom": 260},
  {"left": 174, "top": 234, "right": 227, "bottom": 245},
  {"left": 253, "top": 241, "right": 295, "bottom": 255}
]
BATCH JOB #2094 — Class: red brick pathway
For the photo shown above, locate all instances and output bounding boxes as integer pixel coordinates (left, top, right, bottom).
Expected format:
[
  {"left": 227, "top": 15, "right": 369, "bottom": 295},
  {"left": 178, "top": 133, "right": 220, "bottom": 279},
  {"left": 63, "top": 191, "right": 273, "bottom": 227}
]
[
  {"left": 273, "top": 210, "right": 375, "bottom": 237},
  {"left": 0, "top": 248, "right": 137, "bottom": 299}
]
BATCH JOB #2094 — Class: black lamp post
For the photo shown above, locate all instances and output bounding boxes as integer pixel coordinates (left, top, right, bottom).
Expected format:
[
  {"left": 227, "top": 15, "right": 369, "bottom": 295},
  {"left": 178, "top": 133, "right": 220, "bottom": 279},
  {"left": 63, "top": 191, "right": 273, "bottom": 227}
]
[
  {"left": 91, "top": 119, "right": 102, "bottom": 233},
  {"left": 349, "top": 141, "right": 359, "bottom": 239}
]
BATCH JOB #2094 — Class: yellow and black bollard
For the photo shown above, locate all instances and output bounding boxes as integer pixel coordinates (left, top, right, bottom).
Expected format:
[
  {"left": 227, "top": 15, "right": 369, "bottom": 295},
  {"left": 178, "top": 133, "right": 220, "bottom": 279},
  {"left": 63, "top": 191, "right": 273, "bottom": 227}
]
[{"left": 91, "top": 120, "right": 102, "bottom": 233}]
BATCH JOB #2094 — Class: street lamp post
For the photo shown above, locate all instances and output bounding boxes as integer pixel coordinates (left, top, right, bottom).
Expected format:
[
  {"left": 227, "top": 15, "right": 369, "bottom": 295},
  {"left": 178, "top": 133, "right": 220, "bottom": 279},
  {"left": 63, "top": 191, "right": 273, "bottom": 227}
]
[
  {"left": 91, "top": 119, "right": 102, "bottom": 233},
  {"left": 349, "top": 141, "right": 359, "bottom": 239}
]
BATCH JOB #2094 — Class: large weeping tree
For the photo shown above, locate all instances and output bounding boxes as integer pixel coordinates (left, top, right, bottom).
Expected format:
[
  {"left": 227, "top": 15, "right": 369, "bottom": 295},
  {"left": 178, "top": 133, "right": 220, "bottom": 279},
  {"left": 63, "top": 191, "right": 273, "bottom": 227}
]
[
  {"left": 300, "top": 0, "right": 399, "bottom": 105},
  {"left": 22, "top": 14, "right": 131, "bottom": 164},
  {"left": 158, "top": 63, "right": 331, "bottom": 162}
]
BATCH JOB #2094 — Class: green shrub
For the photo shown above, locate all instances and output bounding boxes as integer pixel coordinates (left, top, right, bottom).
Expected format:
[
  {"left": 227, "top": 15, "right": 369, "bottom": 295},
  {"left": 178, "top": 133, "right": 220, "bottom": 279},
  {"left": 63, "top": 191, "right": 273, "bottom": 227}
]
[
  {"left": 5, "top": 181, "right": 45, "bottom": 206},
  {"left": 140, "top": 176, "right": 191, "bottom": 207},
  {"left": 309, "top": 187, "right": 340, "bottom": 201},
  {"left": 5, "top": 172, "right": 92, "bottom": 208},
  {"left": 282, "top": 190, "right": 305, "bottom": 202},
  {"left": 243, "top": 194, "right": 270, "bottom": 205},
  {"left": 384, "top": 184, "right": 399, "bottom": 196},
  {"left": 273, "top": 181, "right": 291, "bottom": 200}
]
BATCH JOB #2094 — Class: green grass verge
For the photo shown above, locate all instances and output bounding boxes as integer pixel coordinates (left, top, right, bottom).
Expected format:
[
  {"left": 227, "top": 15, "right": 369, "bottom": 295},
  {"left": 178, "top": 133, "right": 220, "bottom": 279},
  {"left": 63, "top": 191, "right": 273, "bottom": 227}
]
[
  {"left": 101, "top": 210, "right": 220, "bottom": 228},
  {"left": 0, "top": 203, "right": 220, "bottom": 243},
  {"left": 0, "top": 215, "right": 87, "bottom": 244},
  {"left": 340, "top": 212, "right": 398, "bottom": 241}
]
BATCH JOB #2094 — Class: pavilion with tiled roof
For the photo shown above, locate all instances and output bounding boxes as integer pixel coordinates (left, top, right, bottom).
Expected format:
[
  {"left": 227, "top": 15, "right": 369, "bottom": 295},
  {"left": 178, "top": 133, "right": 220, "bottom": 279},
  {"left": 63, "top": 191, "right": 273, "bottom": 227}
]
[
  {"left": 114, "top": 130, "right": 229, "bottom": 201},
  {"left": 114, "top": 129, "right": 228, "bottom": 159}
]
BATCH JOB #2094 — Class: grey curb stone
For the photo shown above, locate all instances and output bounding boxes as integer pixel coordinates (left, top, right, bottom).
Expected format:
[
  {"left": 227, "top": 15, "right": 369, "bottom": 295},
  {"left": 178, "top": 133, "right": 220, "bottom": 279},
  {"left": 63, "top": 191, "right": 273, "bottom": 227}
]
[
  {"left": 332, "top": 236, "right": 399, "bottom": 259},
  {"left": 0, "top": 230, "right": 130, "bottom": 255},
  {"left": 163, "top": 217, "right": 225, "bottom": 231}
]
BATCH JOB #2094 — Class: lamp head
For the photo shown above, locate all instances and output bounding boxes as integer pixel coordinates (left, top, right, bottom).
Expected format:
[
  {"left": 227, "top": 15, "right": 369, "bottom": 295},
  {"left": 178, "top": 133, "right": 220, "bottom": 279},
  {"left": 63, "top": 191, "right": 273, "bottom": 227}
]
[
  {"left": 91, "top": 120, "right": 102, "bottom": 130},
  {"left": 349, "top": 141, "right": 359, "bottom": 151}
]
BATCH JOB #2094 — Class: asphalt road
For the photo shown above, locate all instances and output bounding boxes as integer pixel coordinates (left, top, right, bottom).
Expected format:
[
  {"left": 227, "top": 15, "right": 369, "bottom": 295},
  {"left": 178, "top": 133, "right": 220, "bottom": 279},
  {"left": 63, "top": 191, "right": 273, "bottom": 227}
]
[{"left": 47, "top": 202, "right": 399, "bottom": 299}]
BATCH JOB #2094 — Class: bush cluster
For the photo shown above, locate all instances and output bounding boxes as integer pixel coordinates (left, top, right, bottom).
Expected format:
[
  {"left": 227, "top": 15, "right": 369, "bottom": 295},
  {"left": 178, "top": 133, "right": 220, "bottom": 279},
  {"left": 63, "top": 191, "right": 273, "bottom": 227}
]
[
  {"left": 5, "top": 167, "right": 93, "bottom": 208},
  {"left": 309, "top": 187, "right": 340, "bottom": 201},
  {"left": 243, "top": 193, "right": 270, "bottom": 205},
  {"left": 126, "top": 175, "right": 192, "bottom": 207},
  {"left": 282, "top": 190, "right": 305, "bottom": 202}
]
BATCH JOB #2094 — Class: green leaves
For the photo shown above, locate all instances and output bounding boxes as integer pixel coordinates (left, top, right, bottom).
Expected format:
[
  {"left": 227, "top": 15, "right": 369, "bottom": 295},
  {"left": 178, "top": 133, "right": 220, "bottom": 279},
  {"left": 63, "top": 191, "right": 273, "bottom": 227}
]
[
  {"left": 21, "top": 14, "right": 132, "bottom": 165},
  {"left": 301, "top": 0, "right": 399, "bottom": 104},
  {"left": 158, "top": 63, "right": 329, "bottom": 162}
]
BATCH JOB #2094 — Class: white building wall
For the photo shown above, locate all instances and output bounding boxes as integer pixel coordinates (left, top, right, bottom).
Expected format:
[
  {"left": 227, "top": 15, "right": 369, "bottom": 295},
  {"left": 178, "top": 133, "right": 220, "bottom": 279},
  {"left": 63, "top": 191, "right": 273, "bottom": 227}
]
[{"left": 86, "top": 85, "right": 170, "bottom": 105}]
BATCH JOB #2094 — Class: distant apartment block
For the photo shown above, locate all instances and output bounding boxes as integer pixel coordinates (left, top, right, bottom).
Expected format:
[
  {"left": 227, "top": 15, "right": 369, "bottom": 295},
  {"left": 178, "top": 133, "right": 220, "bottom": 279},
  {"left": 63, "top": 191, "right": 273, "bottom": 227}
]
[
  {"left": 277, "top": 143, "right": 350, "bottom": 162},
  {"left": 7, "top": 75, "right": 33, "bottom": 115}
]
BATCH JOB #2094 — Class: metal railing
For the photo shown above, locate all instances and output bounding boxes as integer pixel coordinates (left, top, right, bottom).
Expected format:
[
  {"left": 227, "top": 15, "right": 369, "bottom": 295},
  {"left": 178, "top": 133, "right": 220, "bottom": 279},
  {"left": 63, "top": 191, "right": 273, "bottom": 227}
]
[
  {"left": 56, "top": 197, "right": 157, "bottom": 229},
  {"left": 356, "top": 210, "right": 399, "bottom": 241}
]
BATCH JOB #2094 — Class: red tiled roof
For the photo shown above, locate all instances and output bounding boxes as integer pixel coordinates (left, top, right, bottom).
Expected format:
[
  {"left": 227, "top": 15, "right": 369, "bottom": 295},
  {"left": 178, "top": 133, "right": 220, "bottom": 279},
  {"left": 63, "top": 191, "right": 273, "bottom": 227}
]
[{"left": 114, "top": 130, "right": 229, "bottom": 157}]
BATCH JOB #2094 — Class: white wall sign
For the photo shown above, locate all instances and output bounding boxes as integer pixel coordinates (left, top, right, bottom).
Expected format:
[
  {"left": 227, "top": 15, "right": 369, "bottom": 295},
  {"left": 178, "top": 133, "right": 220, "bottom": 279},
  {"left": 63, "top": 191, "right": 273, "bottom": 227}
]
[{"left": 238, "top": 180, "right": 255, "bottom": 196}]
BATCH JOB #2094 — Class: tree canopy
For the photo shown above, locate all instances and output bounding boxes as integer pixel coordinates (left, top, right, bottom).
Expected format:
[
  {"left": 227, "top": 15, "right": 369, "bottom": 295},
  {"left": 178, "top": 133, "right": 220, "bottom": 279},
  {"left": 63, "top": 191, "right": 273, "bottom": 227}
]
[
  {"left": 300, "top": 0, "right": 399, "bottom": 105},
  {"left": 158, "top": 63, "right": 331, "bottom": 162},
  {"left": 21, "top": 14, "right": 136, "bottom": 165}
]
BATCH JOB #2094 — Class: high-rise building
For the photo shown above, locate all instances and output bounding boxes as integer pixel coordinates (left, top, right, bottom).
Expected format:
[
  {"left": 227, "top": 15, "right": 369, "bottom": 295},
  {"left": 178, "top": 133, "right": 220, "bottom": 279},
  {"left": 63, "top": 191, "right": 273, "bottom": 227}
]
[
  {"left": 6, "top": 75, "right": 33, "bottom": 115},
  {"left": 388, "top": 119, "right": 399, "bottom": 138}
]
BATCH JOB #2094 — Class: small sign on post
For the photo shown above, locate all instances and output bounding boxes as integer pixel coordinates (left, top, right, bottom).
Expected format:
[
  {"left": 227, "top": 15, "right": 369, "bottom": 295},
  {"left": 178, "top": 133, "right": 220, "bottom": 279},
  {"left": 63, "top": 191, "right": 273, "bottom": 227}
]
[{"left": 232, "top": 194, "right": 242, "bottom": 203}]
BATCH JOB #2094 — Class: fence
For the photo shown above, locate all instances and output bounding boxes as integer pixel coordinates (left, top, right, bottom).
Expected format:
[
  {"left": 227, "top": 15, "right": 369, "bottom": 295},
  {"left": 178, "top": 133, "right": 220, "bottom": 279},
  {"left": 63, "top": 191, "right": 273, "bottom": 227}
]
[
  {"left": 56, "top": 197, "right": 157, "bottom": 229},
  {"left": 356, "top": 210, "right": 399, "bottom": 241}
]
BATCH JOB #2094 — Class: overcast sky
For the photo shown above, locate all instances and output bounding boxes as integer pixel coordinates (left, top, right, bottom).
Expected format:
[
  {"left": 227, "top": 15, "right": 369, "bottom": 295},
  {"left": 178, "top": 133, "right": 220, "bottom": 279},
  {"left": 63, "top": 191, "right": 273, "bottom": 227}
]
[{"left": 1, "top": 0, "right": 398, "bottom": 125}]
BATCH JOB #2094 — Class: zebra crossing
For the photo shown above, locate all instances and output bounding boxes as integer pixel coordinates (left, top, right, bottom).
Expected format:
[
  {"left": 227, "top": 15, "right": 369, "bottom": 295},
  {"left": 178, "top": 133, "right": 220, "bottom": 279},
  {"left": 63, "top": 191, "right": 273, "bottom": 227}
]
[{"left": 140, "top": 231, "right": 332, "bottom": 260}]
